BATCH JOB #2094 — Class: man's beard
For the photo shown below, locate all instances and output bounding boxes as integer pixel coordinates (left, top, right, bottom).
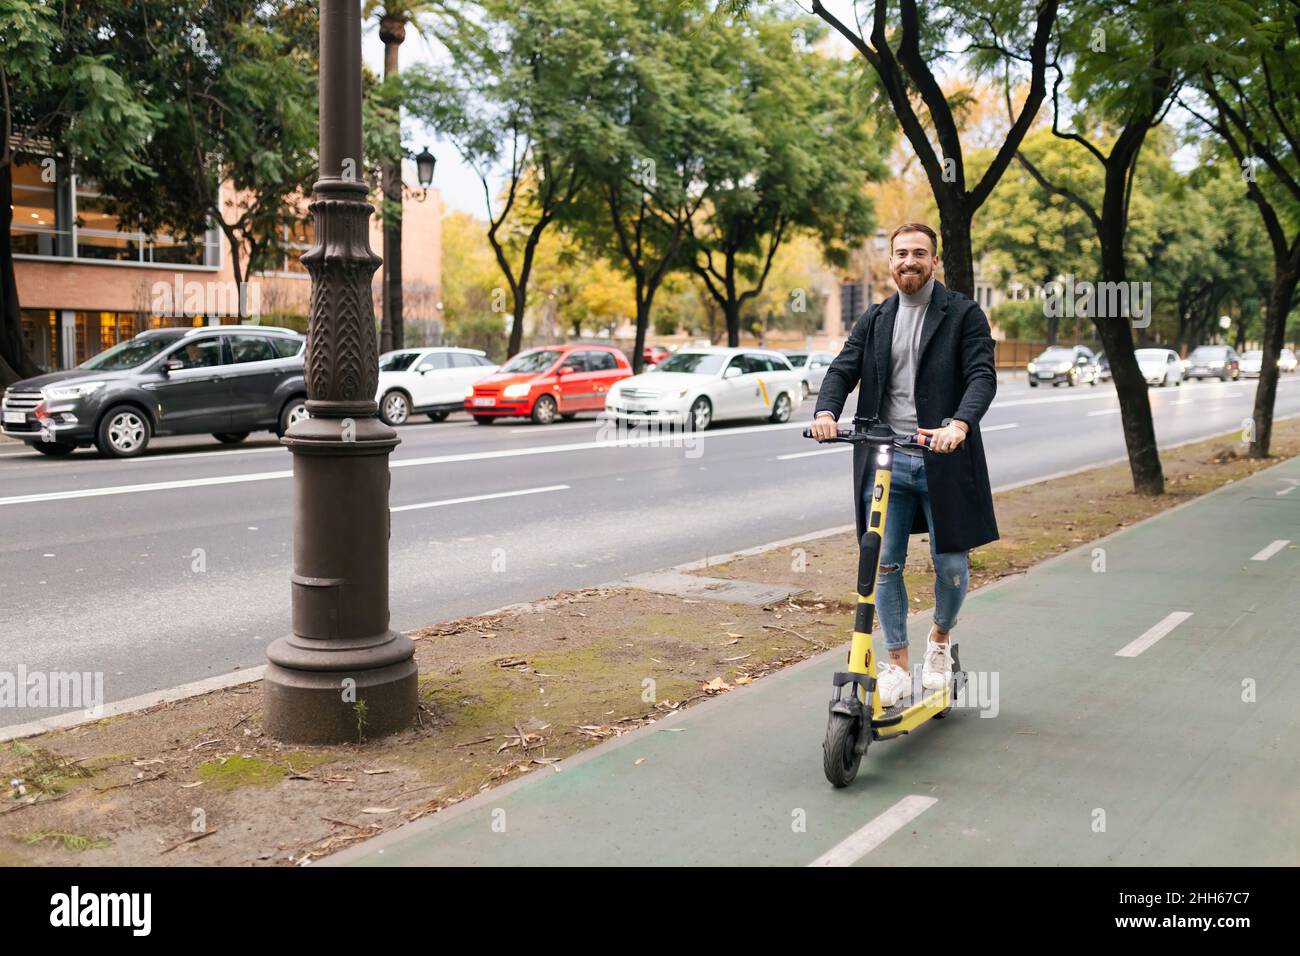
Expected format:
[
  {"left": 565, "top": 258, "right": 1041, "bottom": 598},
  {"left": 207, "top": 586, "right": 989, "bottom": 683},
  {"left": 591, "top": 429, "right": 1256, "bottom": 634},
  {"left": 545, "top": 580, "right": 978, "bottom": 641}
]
[{"left": 894, "top": 266, "right": 929, "bottom": 294}]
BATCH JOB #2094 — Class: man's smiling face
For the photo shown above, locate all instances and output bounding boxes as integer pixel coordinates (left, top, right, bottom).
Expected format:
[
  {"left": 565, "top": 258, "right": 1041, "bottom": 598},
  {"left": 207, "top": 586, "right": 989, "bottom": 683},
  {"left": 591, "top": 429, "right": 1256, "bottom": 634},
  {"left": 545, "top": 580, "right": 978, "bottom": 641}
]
[{"left": 890, "top": 229, "right": 939, "bottom": 295}]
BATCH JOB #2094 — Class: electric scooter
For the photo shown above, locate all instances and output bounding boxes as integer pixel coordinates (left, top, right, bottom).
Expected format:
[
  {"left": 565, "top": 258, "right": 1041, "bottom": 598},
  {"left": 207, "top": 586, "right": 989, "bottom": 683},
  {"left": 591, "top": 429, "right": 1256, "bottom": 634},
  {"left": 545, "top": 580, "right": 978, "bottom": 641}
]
[{"left": 803, "top": 417, "right": 967, "bottom": 787}]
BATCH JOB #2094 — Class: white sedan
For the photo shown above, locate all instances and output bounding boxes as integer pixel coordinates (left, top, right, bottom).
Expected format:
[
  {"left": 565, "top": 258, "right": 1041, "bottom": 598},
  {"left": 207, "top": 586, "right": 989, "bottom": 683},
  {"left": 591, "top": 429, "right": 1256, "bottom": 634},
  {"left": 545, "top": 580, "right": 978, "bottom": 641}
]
[
  {"left": 604, "top": 347, "right": 804, "bottom": 430},
  {"left": 1135, "top": 348, "right": 1184, "bottom": 387},
  {"left": 376, "top": 347, "right": 498, "bottom": 425}
]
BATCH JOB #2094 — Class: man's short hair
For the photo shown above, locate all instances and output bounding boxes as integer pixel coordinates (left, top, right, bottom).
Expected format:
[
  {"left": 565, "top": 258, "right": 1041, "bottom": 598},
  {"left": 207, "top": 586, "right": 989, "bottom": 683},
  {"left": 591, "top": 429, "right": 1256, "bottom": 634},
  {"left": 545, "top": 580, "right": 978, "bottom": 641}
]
[{"left": 890, "top": 222, "right": 938, "bottom": 256}]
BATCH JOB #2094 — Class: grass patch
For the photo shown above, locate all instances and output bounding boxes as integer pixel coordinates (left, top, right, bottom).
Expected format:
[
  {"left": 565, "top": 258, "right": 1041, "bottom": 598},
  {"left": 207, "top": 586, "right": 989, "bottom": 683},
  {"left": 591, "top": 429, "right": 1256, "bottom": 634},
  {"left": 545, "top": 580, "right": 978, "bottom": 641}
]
[{"left": 24, "top": 830, "right": 111, "bottom": 852}]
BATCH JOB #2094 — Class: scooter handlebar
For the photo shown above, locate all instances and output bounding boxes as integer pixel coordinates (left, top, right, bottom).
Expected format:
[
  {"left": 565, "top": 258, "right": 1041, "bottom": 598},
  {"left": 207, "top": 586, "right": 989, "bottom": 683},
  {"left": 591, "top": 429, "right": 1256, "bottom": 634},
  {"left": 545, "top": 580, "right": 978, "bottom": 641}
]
[{"left": 802, "top": 425, "right": 929, "bottom": 450}]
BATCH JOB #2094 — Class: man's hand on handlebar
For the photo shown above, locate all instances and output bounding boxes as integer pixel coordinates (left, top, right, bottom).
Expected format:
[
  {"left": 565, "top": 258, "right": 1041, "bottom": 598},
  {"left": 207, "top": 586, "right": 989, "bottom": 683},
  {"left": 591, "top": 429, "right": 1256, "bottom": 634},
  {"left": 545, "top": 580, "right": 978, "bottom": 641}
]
[
  {"left": 918, "top": 421, "right": 967, "bottom": 454},
  {"left": 810, "top": 412, "right": 839, "bottom": 441}
]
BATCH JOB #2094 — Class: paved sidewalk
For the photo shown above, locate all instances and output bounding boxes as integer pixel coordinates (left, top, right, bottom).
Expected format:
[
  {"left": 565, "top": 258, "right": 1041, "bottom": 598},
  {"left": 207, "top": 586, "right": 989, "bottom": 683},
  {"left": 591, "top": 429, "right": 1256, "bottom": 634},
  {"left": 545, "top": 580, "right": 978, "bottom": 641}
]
[{"left": 331, "top": 458, "right": 1300, "bottom": 866}]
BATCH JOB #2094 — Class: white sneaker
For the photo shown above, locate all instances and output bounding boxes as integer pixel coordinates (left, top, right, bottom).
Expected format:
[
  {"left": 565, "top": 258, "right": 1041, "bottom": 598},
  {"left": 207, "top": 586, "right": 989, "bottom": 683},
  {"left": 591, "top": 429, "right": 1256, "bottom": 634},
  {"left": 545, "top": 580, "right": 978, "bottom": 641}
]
[
  {"left": 876, "top": 661, "right": 913, "bottom": 708},
  {"left": 922, "top": 639, "right": 953, "bottom": 691}
]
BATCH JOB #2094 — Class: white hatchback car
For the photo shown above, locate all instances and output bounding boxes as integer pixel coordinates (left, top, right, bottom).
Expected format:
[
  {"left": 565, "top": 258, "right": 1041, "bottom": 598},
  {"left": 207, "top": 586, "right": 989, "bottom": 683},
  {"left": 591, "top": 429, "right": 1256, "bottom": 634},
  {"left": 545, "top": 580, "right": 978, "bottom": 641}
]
[
  {"left": 605, "top": 347, "right": 803, "bottom": 430},
  {"left": 376, "top": 347, "right": 498, "bottom": 425},
  {"left": 1135, "top": 348, "right": 1184, "bottom": 387}
]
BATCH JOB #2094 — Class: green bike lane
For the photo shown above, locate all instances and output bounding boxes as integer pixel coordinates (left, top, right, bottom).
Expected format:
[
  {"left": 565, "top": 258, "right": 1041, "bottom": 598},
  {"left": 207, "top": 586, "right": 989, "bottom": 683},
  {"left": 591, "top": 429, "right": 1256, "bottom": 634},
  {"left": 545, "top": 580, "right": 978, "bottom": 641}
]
[{"left": 331, "top": 457, "right": 1300, "bottom": 866}]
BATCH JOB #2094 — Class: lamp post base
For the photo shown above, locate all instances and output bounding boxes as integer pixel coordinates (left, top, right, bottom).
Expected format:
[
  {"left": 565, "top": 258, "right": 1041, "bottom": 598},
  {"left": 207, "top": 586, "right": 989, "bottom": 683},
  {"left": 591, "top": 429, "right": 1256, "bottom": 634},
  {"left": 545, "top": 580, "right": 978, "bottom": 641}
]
[
  {"left": 262, "top": 411, "right": 417, "bottom": 744},
  {"left": 263, "top": 656, "right": 417, "bottom": 744}
]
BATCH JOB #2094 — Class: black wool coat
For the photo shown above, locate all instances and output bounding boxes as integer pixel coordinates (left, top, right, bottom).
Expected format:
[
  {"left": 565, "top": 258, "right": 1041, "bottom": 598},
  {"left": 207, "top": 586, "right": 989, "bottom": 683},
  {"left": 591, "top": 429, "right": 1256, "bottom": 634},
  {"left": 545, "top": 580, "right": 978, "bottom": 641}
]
[{"left": 814, "top": 280, "right": 1000, "bottom": 553}]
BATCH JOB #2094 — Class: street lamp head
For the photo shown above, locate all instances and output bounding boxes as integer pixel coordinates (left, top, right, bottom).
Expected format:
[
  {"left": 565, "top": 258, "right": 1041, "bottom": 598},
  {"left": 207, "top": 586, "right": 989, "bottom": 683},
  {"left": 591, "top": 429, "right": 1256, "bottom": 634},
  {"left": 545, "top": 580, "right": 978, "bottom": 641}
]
[{"left": 415, "top": 146, "right": 436, "bottom": 188}]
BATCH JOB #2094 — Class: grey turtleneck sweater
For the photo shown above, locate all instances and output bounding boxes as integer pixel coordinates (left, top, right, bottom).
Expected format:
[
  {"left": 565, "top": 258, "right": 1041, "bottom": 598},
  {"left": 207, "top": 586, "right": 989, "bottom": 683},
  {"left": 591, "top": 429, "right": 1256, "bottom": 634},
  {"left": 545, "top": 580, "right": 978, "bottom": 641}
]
[{"left": 881, "top": 275, "right": 935, "bottom": 456}]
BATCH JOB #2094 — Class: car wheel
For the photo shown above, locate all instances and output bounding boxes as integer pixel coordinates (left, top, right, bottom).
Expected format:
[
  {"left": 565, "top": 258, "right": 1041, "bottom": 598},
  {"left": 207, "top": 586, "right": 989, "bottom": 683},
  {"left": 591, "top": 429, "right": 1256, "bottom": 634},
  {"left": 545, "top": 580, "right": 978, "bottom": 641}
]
[
  {"left": 531, "top": 394, "right": 557, "bottom": 425},
  {"left": 31, "top": 441, "right": 75, "bottom": 456},
  {"left": 472, "top": 415, "right": 495, "bottom": 425},
  {"left": 426, "top": 410, "right": 450, "bottom": 423},
  {"left": 213, "top": 432, "right": 249, "bottom": 444},
  {"left": 96, "top": 406, "right": 150, "bottom": 458},
  {"left": 278, "top": 397, "right": 309, "bottom": 437},
  {"left": 800, "top": 380, "right": 810, "bottom": 400},
  {"left": 769, "top": 391, "right": 793, "bottom": 424},
  {"left": 380, "top": 390, "right": 411, "bottom": 426},
  {"left": 1029, "top": 380, "right": 1038, "bottom": 388},
  {"left": 686, "top": 396, "right": 712, "bottom": 431}
]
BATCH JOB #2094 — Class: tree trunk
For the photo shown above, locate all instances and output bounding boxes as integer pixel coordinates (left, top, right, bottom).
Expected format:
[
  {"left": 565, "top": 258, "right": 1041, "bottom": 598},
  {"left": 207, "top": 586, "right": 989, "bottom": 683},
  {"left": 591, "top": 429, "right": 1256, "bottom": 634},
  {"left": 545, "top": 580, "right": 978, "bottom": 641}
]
[
  {"left": 936, "top": 206, "right": 975, "bottom": 298},
  {"left": 380, "top": 30, "right": 404, "bottom": 353},
  {"left": 632, "top": 299, "right": 650, "bottom": 375},
  {"left": 724, "top": 300, "right": 741, "bottom": 348},
  {"left": 508, "top": 289, "right": 526, "bottom": 358},
  {"left": 1250, "top": 261, "right": 1300, "bottom": 458},
  {"left": 1097, "top": 214, "right": 1164, "bottom": 495},
  {"left": 0, "top": 161, "right": 42, "bottom": 385}
]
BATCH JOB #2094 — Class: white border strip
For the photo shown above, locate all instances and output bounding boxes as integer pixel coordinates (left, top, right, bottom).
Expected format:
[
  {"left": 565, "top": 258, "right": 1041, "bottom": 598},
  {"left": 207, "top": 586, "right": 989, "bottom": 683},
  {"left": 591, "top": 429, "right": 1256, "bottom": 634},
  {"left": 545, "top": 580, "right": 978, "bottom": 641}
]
[
  {"left": 1250, "top": 539, "right": 1290, "bottom": 561},
  {"left": 1115, "top": 611, "right": 1193, "bottom": 658},
  {"left": 808, "top": 795, "right": 939, "bottom": 866}
]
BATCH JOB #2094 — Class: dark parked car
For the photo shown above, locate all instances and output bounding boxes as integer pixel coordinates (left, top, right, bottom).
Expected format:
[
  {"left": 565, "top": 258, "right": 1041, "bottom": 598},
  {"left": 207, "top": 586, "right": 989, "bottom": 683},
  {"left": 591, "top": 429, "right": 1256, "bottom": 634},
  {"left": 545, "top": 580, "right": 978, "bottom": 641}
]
[
  {"left": 1028, "top": 345, "right": 1095, "bottom": 387},
  {"left": 1184, "top": 344, "right": 1240, "bottom": 381},
  {"left": 1, "top": 326, "right": 308, "bottom": 458}
]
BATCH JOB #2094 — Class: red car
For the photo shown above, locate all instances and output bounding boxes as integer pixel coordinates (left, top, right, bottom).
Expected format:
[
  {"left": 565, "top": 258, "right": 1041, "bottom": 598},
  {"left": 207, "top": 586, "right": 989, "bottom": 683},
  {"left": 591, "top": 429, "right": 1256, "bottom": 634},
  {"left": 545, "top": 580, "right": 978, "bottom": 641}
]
[
  {"left": 643, "top": 345, "right": 671, "bottom": 365},
  {"left": 465, "top": 345, "right": 633, "bottom": 424}
]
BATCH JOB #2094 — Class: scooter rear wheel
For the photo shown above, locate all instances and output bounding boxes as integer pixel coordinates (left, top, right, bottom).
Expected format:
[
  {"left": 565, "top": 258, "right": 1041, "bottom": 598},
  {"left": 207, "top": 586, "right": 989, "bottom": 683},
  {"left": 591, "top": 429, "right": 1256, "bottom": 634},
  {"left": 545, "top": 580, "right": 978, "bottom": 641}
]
[{"left": 823, "top": 713, "right": 864, "bottom": 787}]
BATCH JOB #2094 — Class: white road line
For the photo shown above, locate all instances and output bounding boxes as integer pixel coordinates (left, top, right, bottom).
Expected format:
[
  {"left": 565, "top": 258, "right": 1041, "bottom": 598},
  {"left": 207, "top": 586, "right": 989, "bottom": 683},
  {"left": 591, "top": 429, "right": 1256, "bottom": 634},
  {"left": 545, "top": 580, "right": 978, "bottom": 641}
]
[
  {"left": 808, "top": 795, "right": 938, "bottom": 867},
  {"left": 1168, "top": 399, "right": 1193, "bottom": 406},
  {"left": 1250, "top": 539, "right": 1290, "bottom": 561},
  {"left": 124, "top": 445, "right": 289, "bottom": 463},
  {"left": 0, "top": 469, "right": 292, "bottom": 507},
  {"left": 981, "top": 422, "right": 1019, "bottom": 432},
  {"left": 391, "top": 484, "right": 569, "bottom": 513},
  {"left": 1278, "top": 485, "right": 1297, "bottom": 496},
  {"left": 1115, "top": 611, "right": 1194, "bottom": 658},
  {"left": 508, "top": 422, "right": 601, "bottom": 434},
  {"left": 0, "top": 421, "right": 811, "bottom": 506},
  {"left": 776, "top": 447, "right": 851, "bottom": 461},
  {"left": 1087, "top": 407, "right": 1121, "bottom": 416}
]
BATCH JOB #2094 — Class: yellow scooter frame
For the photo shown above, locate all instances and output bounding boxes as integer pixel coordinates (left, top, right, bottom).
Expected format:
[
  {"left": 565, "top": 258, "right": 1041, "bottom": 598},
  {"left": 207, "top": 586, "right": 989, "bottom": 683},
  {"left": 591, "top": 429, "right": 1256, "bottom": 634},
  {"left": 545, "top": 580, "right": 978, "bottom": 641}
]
[{"left": 806, "top": 419, "right": 966, "bottom": 787}]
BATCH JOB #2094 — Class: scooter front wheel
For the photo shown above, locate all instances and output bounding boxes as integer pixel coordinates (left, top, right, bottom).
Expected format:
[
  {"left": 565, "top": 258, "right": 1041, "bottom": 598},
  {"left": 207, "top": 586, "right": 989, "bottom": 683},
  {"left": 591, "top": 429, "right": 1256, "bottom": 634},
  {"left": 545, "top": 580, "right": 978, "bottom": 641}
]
[{"left": 823, "top": 713, "right": 864, "bottom": 787}]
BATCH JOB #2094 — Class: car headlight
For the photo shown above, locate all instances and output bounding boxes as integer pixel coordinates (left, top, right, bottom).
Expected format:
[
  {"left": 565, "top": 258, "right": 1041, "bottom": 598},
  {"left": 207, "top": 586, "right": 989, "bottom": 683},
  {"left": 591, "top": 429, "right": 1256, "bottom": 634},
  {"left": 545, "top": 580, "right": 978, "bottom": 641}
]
[
  {"left": 1027, "top": 362, "right": 1036, "bottom": 373},
  {"left": 42, "top": 381, "right": 106, "bottom": 402},
  {"left": 503, "top": 384, "right": 530, "bottom": 399},
  {"left": 464, "top": 386, "right": 474, "bottom": 398}
]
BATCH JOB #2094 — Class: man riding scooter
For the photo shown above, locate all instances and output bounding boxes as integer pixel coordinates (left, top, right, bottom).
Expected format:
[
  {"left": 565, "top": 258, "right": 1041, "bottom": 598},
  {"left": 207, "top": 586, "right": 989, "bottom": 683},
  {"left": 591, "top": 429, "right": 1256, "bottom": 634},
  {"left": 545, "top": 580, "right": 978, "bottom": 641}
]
[{"left": 810, "top": 222, "right": 999, "bottom": 707}]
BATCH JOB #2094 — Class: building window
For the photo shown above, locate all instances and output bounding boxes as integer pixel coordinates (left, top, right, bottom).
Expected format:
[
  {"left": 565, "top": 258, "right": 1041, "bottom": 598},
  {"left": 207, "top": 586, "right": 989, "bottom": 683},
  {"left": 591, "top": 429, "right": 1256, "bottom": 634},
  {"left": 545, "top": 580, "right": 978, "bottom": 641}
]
[
  {"left": 19, "top": 309, "right": 58, "bottom": 372},
  {"left": 252, "top": 218, "right": 314, "bottom": 275},
  {"left": 10, "top": 157, "right": 69, "bottom": 256},
  {"left": 8, "top": 155, "right": 220, "bottom": 267}
]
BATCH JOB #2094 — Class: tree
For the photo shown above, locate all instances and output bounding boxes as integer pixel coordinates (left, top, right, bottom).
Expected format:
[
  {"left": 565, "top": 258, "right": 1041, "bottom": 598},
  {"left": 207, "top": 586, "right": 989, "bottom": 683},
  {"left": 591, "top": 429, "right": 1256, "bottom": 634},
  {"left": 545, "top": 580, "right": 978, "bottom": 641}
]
[
  {"left": 1184, "top": 2, "right": 1300, "bottom": 458},
  {"left": 682, "top": 15, "right": 885, "bottom": 347},
  {"left": 568, "top": 0, "right": 743, "bottom": 371},
  {"left": 86, "top": 0, "right": 320, "bottom": 317},
  {"left": 364, "top": 1, "right": 463, "bottom": 352},
  {"left": 719, "top": 0, "right": 1059, "bottom": 299},
  {"left": 407, "top": 0, "right": 614, "bottom": 357},
  {"left": 0, "top": 0, "right": 155, "bottom": 384},
  {"left": 1010, "top": 0, "right": 1248, "bottom": 494}
]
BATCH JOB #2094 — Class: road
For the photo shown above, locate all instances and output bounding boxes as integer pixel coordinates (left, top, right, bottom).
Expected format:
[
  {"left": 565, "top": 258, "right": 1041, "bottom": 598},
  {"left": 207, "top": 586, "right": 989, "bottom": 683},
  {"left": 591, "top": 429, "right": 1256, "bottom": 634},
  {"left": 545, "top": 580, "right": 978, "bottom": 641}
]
[{"left": 2, "top": 374, "right": 1298, "bottom": 727}]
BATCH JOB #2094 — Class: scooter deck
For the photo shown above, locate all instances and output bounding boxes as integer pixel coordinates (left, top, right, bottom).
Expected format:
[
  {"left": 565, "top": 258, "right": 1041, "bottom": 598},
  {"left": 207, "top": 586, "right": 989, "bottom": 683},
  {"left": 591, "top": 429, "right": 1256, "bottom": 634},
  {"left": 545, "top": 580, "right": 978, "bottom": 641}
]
[{"left": 875, "top": 668, "right": 966, "bottom": 723}]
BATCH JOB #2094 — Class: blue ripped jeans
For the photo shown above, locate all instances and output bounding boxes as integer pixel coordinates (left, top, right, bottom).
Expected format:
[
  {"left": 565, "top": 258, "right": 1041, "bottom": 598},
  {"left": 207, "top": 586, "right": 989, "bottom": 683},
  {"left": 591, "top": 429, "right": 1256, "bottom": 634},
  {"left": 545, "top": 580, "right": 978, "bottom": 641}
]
[{"left": 865, "top": 451, "right": 970, "bottom": 650}]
